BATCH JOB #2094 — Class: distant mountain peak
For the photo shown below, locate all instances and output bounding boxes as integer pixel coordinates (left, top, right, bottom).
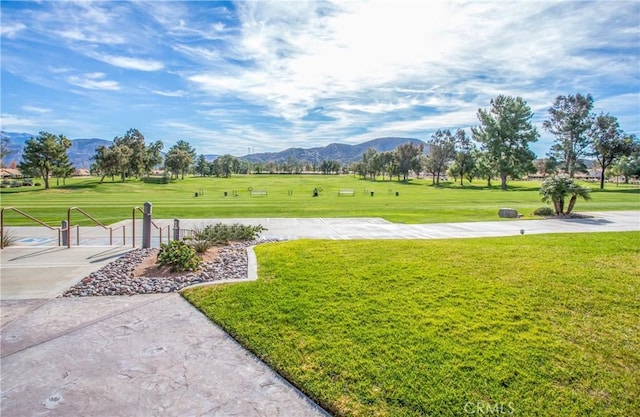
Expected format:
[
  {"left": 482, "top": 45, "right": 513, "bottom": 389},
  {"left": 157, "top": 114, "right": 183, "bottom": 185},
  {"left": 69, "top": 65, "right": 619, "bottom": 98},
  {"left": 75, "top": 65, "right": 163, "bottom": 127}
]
[{"left": 243, "top": 137, "right": 427, "bottom": 164}]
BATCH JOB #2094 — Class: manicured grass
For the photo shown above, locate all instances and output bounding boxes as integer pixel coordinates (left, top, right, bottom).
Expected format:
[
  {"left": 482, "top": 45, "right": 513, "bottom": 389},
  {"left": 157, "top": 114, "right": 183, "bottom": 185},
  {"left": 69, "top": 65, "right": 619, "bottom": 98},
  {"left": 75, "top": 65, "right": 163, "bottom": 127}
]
[
  {"left": 183, "top": 232, "right": 640, "bottom": 416},
  {"left": 1, "top": 175, "right": 638, "bottom": 225}
]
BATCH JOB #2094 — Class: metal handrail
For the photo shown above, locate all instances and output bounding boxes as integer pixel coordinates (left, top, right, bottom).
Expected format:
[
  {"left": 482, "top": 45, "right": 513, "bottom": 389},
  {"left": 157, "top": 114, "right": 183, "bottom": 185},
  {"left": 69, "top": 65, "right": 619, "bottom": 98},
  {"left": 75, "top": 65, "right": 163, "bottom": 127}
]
[
  {"left": 67, "top": 207, "right": 125, "bottom": 248},
  {"left": 132, "top": 206, "right": 168, "bottom": 248},
  {"left": 1, "top": 207, "right": 61, "bottom": 248}
]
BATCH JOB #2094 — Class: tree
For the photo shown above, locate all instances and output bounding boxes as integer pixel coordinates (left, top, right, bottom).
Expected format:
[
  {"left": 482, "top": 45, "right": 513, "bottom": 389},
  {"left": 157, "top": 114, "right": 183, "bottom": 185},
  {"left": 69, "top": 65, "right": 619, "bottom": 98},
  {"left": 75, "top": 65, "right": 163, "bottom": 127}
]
[
  {"left": 543, "top": 93, "right": 594, "bottom": 178},
  {"left": 614, "top": 154, "right": 640, "bottom": 184},
  {"left": 18, "top": 132, "right": 73, "bottom": 189},
  {"left": 472, "top": 150, "right": 495, "bottom": 186},
  {"left": 589, "top": 112, "right": 638, "bottom": 189},
  {"left": 378, "top": 151, "right": 396, "bottom": 181},
  {"left": 143, "top": 140, "right": 164, "bottom": 177},
  {"left": 360, "top": 148, "right": 379, "bottom": 180},
  {"left": 91, "top": 145, "right": 117, "bottom": 182},
  {"left": 472, "top": 95, "right": 539, "bottom": 190},
  {"left": 395, "top": 142, "right": 424, "bottom": 181},
  {"left": 540, "top": 174, "right": 591, "bottom": 215},
  {"left": 165, "top": 140, "right": 196, "bottom": 179},
  {"left": 212, "top": 154, "right": 239, "bottom": 177},
  {"left": 52, "top": 143, "right": 75, "bottom": 185},
  {"left": 425, "top": 129, "right": 456, "bottom": 185},
  {"left": 113, "top": 128, "right": 147, "bottom": 178},
  {"left": 195, "top": 154, "right": 209, "bottom": 177},
  {"left": 453, "top": 129, "right": 475, "bottom": 186},
  {"left": 320, "top": 159, "right": 340, "bottom": 175},
  {"left": 165, "top": 148, "right": 190, "bottom": 179}
]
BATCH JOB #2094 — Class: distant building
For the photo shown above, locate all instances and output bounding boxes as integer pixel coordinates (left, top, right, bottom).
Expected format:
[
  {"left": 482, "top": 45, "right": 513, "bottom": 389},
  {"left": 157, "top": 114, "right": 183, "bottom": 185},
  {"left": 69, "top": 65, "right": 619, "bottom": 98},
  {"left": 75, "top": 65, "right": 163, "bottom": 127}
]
[{"left": 0, "top": 168, "right": 22, "bottom": 178}]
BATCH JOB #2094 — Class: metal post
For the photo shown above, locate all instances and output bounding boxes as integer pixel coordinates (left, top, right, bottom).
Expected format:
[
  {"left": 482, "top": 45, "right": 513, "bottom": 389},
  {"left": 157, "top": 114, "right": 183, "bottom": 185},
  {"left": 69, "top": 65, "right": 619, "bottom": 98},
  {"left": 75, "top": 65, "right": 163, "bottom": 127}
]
[
  {"left": 61, "top": 220, "right": 69, "bottom": 247},
  {"left": 142, "top": 202, "right": 152, "bottom": 249},
  {"left": 173, "top": 219, "right": 180, "bottom": 241}
]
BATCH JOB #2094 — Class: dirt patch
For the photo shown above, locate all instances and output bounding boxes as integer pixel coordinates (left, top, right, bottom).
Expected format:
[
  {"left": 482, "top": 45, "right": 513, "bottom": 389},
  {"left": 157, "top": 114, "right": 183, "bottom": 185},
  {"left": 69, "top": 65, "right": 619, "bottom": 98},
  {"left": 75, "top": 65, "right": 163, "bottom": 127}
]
[{"left": 133, "top": 247, "right": 221, "bottom": 278}]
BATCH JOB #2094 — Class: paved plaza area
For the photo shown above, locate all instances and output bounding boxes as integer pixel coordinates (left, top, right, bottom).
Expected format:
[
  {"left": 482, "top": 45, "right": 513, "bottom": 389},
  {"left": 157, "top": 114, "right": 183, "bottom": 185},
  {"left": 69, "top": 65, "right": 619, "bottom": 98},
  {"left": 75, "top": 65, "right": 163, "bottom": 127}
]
[{"left": 1, "top": 212, "right": 638, "bottom": 416}]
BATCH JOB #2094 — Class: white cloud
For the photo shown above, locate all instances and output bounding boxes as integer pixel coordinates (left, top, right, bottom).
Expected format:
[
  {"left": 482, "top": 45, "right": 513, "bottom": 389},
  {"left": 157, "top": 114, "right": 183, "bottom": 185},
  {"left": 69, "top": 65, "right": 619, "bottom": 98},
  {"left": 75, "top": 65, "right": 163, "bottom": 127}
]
[
  {"left": 57, "top": 28, "right": 126, "bottom": 45},
  {"left": 151, "top": 89, "right": 187, "bottom": 98},
  {"left": 0, "top": 113, "right": 39, "bottom": 131},
  {"left": 0, "top": 22, "right": 26, "bottom": 38},
  {"left": 94, "top": 54, "right": 164, "bottom": 71},
  {"left": 21, "top": 106, "right": 51, "bottom": 114},
  {"left": 67, "top": 73, "right": 120, "bottom": 90}
]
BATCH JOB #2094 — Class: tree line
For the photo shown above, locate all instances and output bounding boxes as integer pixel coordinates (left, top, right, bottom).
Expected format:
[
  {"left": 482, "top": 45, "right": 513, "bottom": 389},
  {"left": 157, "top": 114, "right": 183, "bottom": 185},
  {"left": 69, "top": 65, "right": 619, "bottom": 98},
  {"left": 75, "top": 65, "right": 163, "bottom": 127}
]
[
  {"left": 355, "top": 93, "right": 638, "bottom": 190},
  {"left": 10, "top": 93, "right": 639, "bottom": 190}
]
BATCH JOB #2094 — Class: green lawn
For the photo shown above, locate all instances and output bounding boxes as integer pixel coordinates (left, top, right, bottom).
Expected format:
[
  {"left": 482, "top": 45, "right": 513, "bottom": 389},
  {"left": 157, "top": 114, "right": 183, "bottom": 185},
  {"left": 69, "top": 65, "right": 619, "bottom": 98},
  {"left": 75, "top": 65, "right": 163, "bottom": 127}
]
[
  {"left": 1, "top": 175, "right": 638, "bottom": 225},
  {"left": 183, "top": 232, "right": 640, "bottom": 417}
]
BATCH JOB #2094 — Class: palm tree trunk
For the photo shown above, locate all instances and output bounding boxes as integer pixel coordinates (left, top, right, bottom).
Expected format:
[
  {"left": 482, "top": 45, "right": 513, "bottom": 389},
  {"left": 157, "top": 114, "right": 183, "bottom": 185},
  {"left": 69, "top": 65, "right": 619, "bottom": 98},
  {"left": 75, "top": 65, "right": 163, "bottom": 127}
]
[{"left": 566, "top": 196, "right": 577, "bottom": 214}]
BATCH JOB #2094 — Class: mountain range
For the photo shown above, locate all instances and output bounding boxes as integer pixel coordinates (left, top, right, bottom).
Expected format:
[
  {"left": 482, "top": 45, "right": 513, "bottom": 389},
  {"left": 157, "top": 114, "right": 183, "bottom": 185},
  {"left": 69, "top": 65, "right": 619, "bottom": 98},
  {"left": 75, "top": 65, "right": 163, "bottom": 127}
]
[{"left": 1, "top": 132, "right": 426, "bottom": 169}]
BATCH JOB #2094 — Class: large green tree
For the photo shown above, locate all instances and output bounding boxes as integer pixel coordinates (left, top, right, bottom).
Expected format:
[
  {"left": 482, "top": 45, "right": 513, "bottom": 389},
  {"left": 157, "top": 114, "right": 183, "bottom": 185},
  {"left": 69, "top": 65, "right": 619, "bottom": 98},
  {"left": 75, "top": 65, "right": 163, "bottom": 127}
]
[
  {"left": 143, "top": 140, "right": 164, "bottom": 177},
  {"left": 425, "top": 129, "right": 456, "bottom": 186},
  {"left": 194, "top": 154, "right": 209, "bottom": 177},
  {"left": 167, "top": 140, "right": 196, "bottom": 179},
  {"left": 543, "top": 93, "right": 594, "bottom": 178},
  {"left": 614, "top": 153, "right": 640, "bottom": 184},
  {"left": 395, "top": 142, "right": 424, "bottom": 181},
  {"left": 91, "top": 145, "right": 120, "bottom": 182},
  {"left": 113, "top": 128, "right": 147, "bottom": 179},
  {"left": 472, "top": 95, "right": 539, "bottom": 190},
  {"left": 212, "top": 154, "right": 240, "bottom": 177},
  {"left": 18, "top": 132, "right": 73, "bottom": 189},
  {"left": 453, "top": 129, "right": 475, "bottom": 186},
  {"left": 589, "top": 113, "right": 638, "bottom": 189}
]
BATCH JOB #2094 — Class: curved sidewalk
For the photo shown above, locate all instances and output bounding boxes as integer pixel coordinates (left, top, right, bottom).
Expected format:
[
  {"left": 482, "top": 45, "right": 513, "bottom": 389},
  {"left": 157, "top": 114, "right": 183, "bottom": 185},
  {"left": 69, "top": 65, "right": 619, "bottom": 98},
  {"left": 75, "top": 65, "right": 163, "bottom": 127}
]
[{"left": 1, "top": 211, "right": 638, "bottom": 416}]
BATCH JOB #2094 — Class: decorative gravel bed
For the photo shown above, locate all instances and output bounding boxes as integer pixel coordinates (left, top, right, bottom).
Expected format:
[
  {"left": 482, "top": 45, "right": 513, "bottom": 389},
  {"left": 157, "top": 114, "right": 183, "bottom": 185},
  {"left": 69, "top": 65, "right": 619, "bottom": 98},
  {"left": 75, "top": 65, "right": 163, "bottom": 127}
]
[{"left": 61, "top": 240, "right": 276, "bottom": 297}]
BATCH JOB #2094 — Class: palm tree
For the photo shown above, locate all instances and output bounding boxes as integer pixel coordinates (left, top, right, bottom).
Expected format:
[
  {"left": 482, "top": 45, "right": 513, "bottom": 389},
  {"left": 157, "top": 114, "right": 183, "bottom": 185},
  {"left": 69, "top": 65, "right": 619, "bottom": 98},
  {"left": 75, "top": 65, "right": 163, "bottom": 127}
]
[
  {"left": 566, "top": 182, "right": 592, "bottom": 214},
  {"left": 540, "top": 174, "right": 591, "bottom": 215}
]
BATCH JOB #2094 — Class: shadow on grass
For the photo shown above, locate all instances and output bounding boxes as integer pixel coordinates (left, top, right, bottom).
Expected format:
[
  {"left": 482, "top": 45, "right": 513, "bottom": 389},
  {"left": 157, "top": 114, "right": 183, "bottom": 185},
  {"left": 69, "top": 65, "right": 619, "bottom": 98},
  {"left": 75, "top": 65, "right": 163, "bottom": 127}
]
[
  {"left": 432, "top": 182, "right": 541, "bottom": 192},
  {"left": 590, "top": 188, "right": 640, "bottom": 194}
]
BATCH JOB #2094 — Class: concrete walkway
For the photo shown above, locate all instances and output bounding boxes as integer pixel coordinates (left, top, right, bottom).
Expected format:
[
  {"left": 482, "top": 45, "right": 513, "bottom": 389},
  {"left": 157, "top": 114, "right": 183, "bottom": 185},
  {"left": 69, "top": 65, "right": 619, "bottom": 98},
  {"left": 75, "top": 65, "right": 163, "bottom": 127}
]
[
  {"left": 1, "top": 211, "right": 638, "bottom": 416},
  {"left": 1, "top": 295, "right": 327, "bottom": 417}
]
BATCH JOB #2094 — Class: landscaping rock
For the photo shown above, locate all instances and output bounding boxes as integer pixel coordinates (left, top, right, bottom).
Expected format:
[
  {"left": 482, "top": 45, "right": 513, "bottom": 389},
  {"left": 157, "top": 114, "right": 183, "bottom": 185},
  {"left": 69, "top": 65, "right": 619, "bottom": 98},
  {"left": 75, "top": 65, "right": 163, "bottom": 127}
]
[
  {"left": 60, "top": 239, "right": 281, "bottom": 297},
  {"left": 498, "top": 208, "right": 519, "bottom": 218}
]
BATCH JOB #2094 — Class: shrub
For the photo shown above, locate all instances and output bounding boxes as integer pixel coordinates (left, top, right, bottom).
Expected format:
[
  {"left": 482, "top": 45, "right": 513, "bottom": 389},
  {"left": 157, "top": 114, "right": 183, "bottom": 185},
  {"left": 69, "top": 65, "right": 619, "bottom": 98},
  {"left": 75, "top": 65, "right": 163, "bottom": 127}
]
[
  {"left": 193, "top": 223, "right": 266, "bottom": 246},
  {"left": 533, "top": 207, "right": 555, "bottom": 217},
  {"left": 157, "top": 240, "right": 201, "bottom": 272},
  {"left": 186, "top": 236, "right": 213, "bottom": 254}
]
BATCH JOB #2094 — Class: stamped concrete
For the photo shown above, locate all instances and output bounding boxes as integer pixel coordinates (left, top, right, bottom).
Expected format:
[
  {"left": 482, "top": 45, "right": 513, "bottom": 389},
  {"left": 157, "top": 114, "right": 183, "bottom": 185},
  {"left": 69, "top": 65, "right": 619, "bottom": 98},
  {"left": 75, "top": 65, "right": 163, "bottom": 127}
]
[{"left": 1, "top": 294, "right": 328, "bottom": 417}]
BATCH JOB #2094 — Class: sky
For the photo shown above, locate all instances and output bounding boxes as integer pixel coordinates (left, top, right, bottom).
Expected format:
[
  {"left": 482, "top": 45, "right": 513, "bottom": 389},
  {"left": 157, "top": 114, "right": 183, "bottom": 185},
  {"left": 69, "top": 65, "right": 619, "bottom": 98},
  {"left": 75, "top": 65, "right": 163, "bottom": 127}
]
[{"left": 1, "top": 0, "right": 639, "bottom": 158}]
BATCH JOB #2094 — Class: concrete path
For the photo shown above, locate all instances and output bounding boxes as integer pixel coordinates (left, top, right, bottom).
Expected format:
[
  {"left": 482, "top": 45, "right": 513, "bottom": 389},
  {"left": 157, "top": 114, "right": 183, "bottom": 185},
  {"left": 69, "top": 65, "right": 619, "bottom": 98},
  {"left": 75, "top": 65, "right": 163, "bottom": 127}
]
[
  {"left": 1, "top": 211, "right": 638, "bottom": 416},
  {"left": 5, "top": 210, "right": 640, "bottom": 246},
  {"left": 1, "top": 294, "right": 327, "bottom": 417}
]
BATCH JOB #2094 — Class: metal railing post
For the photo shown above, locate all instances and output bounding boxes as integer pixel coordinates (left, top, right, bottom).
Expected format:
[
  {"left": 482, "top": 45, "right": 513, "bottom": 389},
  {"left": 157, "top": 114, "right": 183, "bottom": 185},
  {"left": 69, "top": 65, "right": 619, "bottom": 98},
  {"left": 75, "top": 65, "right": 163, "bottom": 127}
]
[
  {"left": 61, "top": 220, "right": 69, "bottom": 247},
  {"left": 142, "top": 202, "right": 152, "bottom": 249}
]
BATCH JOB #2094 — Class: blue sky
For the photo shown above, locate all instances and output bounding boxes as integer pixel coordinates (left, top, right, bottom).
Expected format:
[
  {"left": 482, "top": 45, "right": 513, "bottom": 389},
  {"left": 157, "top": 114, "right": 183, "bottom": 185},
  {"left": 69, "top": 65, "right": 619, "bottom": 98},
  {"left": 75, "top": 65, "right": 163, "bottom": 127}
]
[{"left": 1, "top": 1, "right": 638, "bottom": 157}]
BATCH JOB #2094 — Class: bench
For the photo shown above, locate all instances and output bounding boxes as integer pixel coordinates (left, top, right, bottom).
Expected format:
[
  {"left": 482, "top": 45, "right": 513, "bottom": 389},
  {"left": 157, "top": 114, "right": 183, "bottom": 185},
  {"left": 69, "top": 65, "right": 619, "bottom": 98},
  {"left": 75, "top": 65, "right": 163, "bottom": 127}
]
[
  {"left": 338, "top": 189, "right": 355, "bottom": 197},
  {"left": 250, "top": 190, "right": 268, "bottom": 197}
]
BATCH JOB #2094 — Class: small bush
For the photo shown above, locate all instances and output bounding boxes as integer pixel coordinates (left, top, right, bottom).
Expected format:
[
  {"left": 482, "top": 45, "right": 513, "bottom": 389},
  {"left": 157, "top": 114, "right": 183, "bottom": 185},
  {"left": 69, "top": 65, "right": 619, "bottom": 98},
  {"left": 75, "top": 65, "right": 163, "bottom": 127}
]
[
  {"left": 534, "top": 206, "right": 555, "bottom": 216},
  {"left": 193, "top": 223, "right": 266, "bottom": 245},
  {"left": 187, "top": 237, "right": 213, "bottom": 254},
  {"left": 157, "top": 240, "right": 201, "bottom": 272}
]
